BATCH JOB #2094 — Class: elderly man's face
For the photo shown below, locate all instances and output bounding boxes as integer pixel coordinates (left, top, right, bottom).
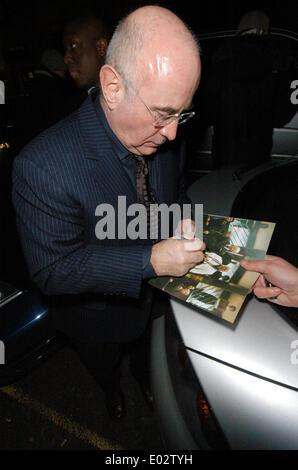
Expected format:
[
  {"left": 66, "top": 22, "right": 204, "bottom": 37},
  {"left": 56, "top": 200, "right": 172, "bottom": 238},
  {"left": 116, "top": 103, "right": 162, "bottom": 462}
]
[
  {"left": 64, "top": 27, "right": 106, "bottom": 89},
  {"left": 110, "top": 54, "right": 200, "bottom": 156}
]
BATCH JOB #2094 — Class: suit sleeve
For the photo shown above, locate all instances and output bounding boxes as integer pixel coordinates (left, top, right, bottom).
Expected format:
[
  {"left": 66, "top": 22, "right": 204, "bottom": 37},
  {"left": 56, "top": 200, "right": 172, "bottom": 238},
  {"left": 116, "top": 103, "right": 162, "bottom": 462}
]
[{"left": 12, "top": 156, "right": 143, "bottom": 298}]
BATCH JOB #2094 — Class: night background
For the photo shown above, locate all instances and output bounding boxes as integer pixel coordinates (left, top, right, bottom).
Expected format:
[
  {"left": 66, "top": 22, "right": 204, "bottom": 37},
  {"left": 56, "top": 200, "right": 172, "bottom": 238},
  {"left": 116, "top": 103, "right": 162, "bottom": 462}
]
[
  {"left": 0, "top": 0, "right": 297, "bottom": 66},
  {"left": 0, "top": 0, "right": 297, "bottom": 451}
]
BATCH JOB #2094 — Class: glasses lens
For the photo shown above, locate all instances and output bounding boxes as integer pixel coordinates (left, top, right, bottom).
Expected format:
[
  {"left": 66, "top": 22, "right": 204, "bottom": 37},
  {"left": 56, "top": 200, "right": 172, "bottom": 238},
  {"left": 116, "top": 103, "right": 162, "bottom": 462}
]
[
  {"left": 154, "top": 115, "right": 176, "bottom": 128},
  {"left": 154, "top": 111, "right": 195, "bottom": 128}
]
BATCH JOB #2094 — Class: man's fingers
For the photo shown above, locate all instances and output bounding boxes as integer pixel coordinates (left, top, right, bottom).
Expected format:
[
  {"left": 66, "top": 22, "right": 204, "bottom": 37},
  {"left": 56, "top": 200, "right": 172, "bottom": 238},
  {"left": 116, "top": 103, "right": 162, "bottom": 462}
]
[
  {"left": 241, "top": 255, "right": 280, "bottom": 273},
  {"left": 188, "top": 250, "right": 204, "bottom": 265},
  {"left": 263, "top": 254, "right": 278, "bottom": 261},
  {"left": 176, "top": 219, "right": 196, "bottom": 239},
  {"left": 253, "top": 286, "right": 282, "bottom": 300},
  {"left": 184, "top": 238, "right": 205, "bottom": 252},
  {"left": 255, "top": 275, "right": 267, "bottom": 288},
  {"left": 181, "top": 231, "right": 195, "bottom": 240},
  {"left": 240, "top": 259, "right": 269, "bottom": 274}
]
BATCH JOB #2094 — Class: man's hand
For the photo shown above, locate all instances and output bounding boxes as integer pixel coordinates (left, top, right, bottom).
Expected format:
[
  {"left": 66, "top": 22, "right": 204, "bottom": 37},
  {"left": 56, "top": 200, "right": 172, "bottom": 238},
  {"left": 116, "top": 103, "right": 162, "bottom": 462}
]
[
  {"left": 240, "top": 255, "right": 298, "bottom": 308},
  {"left": 175, "top": 218, "right": 196, "bottom": 240},
  {"left": 151, "top": 237, "right": 205, "bottom": 277}
]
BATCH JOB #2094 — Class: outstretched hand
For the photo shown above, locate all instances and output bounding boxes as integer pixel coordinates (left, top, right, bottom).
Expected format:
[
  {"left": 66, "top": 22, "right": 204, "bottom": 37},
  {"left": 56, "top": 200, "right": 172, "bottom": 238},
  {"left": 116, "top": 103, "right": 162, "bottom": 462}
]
[{"left": 240, "top": 255, "right": 298, "bottom": 308}]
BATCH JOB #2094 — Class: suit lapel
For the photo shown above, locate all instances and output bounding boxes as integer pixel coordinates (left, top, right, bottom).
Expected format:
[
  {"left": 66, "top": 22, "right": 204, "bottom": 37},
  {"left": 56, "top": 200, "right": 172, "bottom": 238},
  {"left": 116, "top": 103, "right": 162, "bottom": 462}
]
[
  {"left": 78, "top": 95, "right": 136, "bottom": 209},
  {"left": 78, "top": 95, "right": 179, "bottom": 209}
]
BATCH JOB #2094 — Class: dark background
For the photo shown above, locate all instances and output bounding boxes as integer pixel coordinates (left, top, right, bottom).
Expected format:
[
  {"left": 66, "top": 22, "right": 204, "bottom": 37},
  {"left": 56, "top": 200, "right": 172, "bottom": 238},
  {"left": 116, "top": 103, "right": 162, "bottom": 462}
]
[
  {"left": 0, "top": 2, "right": 296, "bottom": 450},
  {"left": 0, "top": 0, "right": 297, "bottom": 66}
]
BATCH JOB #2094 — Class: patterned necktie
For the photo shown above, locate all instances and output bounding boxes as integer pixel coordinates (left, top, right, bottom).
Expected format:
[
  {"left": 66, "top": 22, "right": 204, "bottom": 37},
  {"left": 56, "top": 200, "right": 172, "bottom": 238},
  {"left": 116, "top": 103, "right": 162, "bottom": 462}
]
[{"left": 133, "top": 154, "right": 158, "bottom": 242}]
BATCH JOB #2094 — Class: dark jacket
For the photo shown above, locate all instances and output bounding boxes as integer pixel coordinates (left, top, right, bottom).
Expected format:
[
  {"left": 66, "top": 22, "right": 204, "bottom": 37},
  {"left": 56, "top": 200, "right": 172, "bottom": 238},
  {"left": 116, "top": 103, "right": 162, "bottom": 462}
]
[{"left": 12, "top": 94, "right": 189, "bottom": 343}]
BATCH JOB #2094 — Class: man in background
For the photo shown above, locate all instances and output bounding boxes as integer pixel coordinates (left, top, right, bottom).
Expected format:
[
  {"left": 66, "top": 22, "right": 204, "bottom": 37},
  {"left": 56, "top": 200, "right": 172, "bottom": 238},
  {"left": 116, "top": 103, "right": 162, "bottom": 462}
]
[{"left": 63, "top": 16, "right": 109, "bottom": 101}]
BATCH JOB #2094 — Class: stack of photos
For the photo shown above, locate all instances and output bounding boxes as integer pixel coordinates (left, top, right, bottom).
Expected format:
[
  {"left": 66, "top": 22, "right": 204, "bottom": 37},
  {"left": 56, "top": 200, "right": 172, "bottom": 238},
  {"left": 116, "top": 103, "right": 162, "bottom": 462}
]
[{"left": 150, "top": 214, "right": 276, "bottom": 324}]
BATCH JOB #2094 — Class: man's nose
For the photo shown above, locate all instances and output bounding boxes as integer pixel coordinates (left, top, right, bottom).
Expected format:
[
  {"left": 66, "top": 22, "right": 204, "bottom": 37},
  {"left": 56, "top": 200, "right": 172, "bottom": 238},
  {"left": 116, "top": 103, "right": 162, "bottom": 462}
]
[
  {"left": 64, "top": 50, "right": 73, "bottom": 65},
  {"left": 159, "top": 119, "right": 179, "bottom": 141}
]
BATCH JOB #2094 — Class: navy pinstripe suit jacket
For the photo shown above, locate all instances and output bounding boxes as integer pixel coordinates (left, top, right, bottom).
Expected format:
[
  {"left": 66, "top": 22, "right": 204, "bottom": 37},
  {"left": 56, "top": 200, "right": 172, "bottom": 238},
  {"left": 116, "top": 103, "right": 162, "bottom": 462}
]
[{"left": 12, "top": 94, "right": 189, "bottom": 342}]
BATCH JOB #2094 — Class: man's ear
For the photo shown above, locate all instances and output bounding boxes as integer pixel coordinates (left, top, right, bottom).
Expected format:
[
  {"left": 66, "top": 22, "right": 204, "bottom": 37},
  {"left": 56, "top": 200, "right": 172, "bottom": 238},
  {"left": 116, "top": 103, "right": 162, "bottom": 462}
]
[{"left": 100, "top": 65, "right": 125, "bottom": 110}]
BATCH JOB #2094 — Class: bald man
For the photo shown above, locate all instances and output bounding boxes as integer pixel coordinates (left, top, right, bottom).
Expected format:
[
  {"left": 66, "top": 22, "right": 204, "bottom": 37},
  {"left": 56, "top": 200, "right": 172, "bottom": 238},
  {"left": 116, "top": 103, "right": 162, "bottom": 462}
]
[{"left": 12, "top": 6, "right": 203, "bottom": 421}]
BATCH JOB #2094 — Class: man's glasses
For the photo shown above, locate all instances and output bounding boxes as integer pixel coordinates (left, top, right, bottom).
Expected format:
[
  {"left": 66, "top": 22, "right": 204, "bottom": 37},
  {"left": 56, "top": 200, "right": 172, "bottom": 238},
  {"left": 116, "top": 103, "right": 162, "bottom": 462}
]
[{"left": 126, "top": 80, "right": 195, "bottom": 128}]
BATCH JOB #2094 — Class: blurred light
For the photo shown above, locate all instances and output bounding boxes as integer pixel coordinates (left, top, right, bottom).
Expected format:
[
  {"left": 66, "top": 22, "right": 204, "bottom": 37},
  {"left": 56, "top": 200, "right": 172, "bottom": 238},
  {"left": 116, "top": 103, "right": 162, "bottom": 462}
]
[
  {"left": 197, "top": 391, "right": 210, "bottom": 419},
  {"left": 195, "top": 387, "right": 229, "bottom": 449},
  {"left": 0, "top": 142, "right": 10, "bottom": 149}
]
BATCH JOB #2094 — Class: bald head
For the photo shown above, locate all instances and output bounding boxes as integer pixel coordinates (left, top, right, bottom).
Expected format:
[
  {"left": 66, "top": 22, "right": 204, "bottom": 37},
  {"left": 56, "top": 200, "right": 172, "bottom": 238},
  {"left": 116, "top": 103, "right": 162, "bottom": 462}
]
[
  {"left": 100, "top": 6, "right": 201, "bottom": 156},
  {"left": 105, "top": 5, "right": 200, "bottom": 91}
]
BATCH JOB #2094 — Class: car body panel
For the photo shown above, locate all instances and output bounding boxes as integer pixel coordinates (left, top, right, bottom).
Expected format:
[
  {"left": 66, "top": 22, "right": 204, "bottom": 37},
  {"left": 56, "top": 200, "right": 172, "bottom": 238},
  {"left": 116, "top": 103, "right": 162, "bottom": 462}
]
[
  {"left": 170, "top": 296, "right": 298, "bottom": 390},
  {"left": 159, "top": 157, "right": 298, "bottom": 449},
  {"left": 187, "top": 157, "right": 297, "bottom": 217},
  {"left": 0, "top": 284, "right": 64, "bottom": 385},
  {"left": 151, "top": 314, "right": 199, "bottom": 450},
  {"left": 187, "top": 348, "right": 298, "bottom": 450}
]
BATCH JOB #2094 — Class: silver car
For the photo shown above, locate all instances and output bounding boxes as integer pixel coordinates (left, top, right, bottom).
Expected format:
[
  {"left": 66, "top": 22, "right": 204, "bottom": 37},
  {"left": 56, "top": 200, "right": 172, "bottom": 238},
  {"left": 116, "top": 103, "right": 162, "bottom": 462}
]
[
  {"left": 151, "top": 158, "right": 298, "bottom": 450},
  {"left": 151, "top": 28, "right": 298, "bottom": 450}
]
